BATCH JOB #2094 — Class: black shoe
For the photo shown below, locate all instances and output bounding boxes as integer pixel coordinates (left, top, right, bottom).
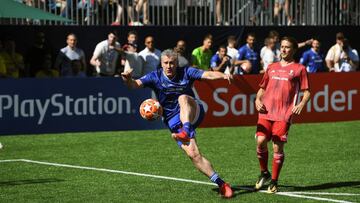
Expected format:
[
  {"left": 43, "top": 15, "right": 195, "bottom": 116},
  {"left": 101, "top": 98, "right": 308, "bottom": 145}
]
[
  {"left": 254, "top": 171, "right": 271, "bottom": 190},
  {"left": 267, "top": 180, "right": 278, "bottom": 194}
]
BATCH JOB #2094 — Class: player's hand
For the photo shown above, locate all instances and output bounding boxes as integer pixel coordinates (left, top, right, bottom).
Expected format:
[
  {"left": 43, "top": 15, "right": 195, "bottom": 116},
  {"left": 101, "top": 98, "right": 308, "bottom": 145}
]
[
  {"left": 224, "top": 74, "right": 233, "bottom": 84},
  {"left": 121, "top": 69, "right": 133, "bottom": 82},
  {"left": 255, "top": 99, "right": 266, "bottom": 113},
  {"left": 292, "top": 103, "right": 305, "bottom": 115}
]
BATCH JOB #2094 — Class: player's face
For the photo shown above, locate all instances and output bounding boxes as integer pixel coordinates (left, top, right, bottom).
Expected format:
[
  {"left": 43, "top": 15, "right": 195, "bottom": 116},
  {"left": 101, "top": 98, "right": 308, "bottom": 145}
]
[
  {"left": 312, "top": 40, "right": 320, "bottom": 51},
  {"left": 67, "top": 35, "right": 77, "bottom": 48},
  {"left": 247, "top": 36, "right": 255, "bottom": 48},
  {"left": 145, "top": 37, "right": 154, "bottom": 49},
  {"left": 108, "top": 33, "right": 117, "bottom": 45},
  {"left": 203, "top": 39, "right": 212, "bottom": 50},
  {"left": 280, "top": 40, "right": 295, "bottom": 61},
  {"left": 128, "top": 34, "right": 137, "bottom": 44},
  {"left": 161, "top": 55, "right": 178, "bottom": 79},
  {"left": 219, "top": 47, "right": 227, "bottom": 58}
]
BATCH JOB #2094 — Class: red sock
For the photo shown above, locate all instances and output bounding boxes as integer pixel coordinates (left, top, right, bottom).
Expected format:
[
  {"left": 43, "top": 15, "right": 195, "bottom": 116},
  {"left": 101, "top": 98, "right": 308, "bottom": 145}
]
[
  {"left": 272, "top": 152, "right": 285, "bottom": 181},
  {"left": 257, "top": 146, "right": 268, "bottom": 172}
]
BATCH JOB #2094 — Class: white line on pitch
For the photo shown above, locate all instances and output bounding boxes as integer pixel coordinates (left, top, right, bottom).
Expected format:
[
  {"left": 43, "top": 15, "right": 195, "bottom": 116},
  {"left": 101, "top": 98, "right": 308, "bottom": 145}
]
[
  {"left": 287, "top": 192, "right": 360, "bottom": 196},
  {"left": 1, "top": 159, "right": 359, "bottom": 203},
  {"left": 20, "top": 159, "right": 217, "bottom": 186},
  {"left": 277, "top": 192, "right": 356, "bottom": 203},
  {"left": 0, "top": 159, "right": 24, "bottom": 163}
]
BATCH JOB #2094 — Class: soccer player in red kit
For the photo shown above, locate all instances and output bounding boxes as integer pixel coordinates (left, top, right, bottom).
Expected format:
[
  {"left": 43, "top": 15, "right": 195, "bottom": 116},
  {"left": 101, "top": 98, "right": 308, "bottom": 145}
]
[{"left": 254, "top": 37, "right": 311, "bottom": 193}]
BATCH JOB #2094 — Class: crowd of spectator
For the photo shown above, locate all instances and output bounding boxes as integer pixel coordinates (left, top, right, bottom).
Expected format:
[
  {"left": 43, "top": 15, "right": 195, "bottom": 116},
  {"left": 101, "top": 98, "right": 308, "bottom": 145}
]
[
  {"left": 0, "top": 30, "right": 358, "bottom": 79},
  {"left": 10, "top": 0, "right": 359, "bottom": 26}
]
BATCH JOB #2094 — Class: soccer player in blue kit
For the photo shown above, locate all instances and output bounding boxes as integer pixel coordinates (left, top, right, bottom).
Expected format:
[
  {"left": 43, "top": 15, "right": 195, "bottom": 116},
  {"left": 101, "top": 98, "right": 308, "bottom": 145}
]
[{"left": 121, "top": 49, "right": 233, "bottom": 198}]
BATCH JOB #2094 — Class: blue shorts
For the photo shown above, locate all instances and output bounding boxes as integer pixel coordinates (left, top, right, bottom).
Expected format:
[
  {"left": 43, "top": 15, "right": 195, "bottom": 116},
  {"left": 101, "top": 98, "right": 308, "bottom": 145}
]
[{"left": 165, "top": 100, "right": 205, "bottom": 147}]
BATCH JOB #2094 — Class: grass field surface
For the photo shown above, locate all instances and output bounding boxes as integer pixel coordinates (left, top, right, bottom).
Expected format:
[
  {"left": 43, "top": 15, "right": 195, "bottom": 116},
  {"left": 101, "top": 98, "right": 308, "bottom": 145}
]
[{"left": 0, "top": 121, "right": 359, "bottom": 202}]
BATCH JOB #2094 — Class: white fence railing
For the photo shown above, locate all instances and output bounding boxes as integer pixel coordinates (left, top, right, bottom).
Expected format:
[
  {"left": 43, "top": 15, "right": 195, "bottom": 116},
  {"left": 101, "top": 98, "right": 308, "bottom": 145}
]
[{"left": 2, "top": 0, "right": 359, "bottom": 26}]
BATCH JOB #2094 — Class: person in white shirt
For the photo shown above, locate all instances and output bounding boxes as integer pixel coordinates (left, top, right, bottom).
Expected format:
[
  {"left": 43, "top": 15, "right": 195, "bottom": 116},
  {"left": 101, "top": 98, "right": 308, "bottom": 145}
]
[
  {"left": 139, "top": 36, "right": 161, "bottom": 74},
  {"left": 55, "top": 33, "right": 87, "bottom": 77},
  {"left": 90, "top": 31, "right": 122, "bottom": 76},
  {"left": 260, "top": 37, "right": 280, "bottom": 73},
  {"left": 123, "top": 43, "right": 144, "bottom": 79},
  {"left": 226, "top": 36, "right": 239, "bottom": 65},
  {"left": 325, "top": 32, "right": 345, "bottom": 72},
  {"left": 334, "top": 38, "right": 359, "bottom": 72}
]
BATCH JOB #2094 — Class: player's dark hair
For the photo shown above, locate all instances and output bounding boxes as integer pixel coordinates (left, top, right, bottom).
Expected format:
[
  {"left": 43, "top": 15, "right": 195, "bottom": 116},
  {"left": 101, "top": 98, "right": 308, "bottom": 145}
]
[
  {"left": 218, "top": 45, "right": 227, "bottom": 51},
  {"left": 281, "top": 36, "right": 298, "bottom": 50},
  {"left": 127, "top": 30, "right": 137, "bottom": 37},
  {"left": 109, "top": 30, "right": 118, "bottom": 37},
  {"left": 247, "top": 32, "right": 256, "bottom": 38},
  {"left": 203, "top": 34, "right": 213, "bottom": 41}
]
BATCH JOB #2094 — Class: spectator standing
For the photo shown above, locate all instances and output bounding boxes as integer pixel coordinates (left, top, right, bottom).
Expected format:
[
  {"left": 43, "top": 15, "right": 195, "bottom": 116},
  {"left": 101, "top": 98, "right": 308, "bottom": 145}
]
[
  {"left": 210, "top": 45, "right": 231, "bottom": 73},
  {"left": 123, "top": 43, "right": 144, "bottom": 79},
  {"left": 226, "top": 36, "right": 239, "bottom": 65},
  {"left": 25, "top": 32, "right": 53, "bottom": 77},
  {"left": 192, "top": 34, "right": 213, "bottom": 70},
  {"left": 54, "top": 33, "right": 87, "bottom": 77},
  {"left": 326, "top": 32, "right": 345, "bottom": 72},
  {"left": 260, "top": 37, "right": 280, "bottom": 73},
  {"left": 273, "top": 0, "right": 293, "bottom": 25},
  {"left": 111, "top": 0, "right": 124, "bottom": 26},
  {"left": 174, "top": 40, "right": 189, "bottom": 68},
  {"left": 90, "top": 31, "right": 122, "bottom": 76},
  {"left": 0, "top": 39, "right": 25, "bottom": 78},
  {"left": 236, "top": 33, "right": 260, "bottom": 74},
  {"left": 300, "top": 39, "right": 325, "bottom": 73},
  {"left": 334, "top": 38, "right": 359, "bottom": 72},
  {"left": 139, "top": 36, "right": 161, "bottom": 74},
  {"left": 128, "top": 0, "right": 150, "bottom": 25}
]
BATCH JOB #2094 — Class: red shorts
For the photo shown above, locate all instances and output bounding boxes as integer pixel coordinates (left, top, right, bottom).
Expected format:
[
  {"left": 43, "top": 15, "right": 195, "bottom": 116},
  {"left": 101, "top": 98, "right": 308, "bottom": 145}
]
[{"left": 256, "top": 118, "right": 291, "bottom": 142}]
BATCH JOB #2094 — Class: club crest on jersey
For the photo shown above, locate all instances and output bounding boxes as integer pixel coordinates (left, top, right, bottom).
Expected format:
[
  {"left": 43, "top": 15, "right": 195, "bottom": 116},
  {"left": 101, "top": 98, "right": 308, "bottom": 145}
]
[{"left": 289, "top": 70, "right": 294, "bottom": 76}]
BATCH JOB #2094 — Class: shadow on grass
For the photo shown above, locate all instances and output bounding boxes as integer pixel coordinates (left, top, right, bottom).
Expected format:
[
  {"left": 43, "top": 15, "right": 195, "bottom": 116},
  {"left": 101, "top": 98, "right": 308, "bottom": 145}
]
[
  {"left": 212, "top": 185, "right": 257, "bottom": 198},
  {"left": 281, "top": 181, "right": 360, "bottom": 191},
  {"left": 0, "top": 178, "right": 64, "bottom": 186}
]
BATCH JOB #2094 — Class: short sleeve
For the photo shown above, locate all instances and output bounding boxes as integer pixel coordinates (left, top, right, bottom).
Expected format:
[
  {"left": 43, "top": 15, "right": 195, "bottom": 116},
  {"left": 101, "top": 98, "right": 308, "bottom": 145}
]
[
  {"left": 325, "top": 46, "right": 334, "bottom": 61},
  {"left": 237, "top": 47, "right": 245, "bottom": 60},
  {"left": 139, "top": 71, "right": 156, "bottom": 88},
  {"left": 300, "top": 51, "right": 308, "bottom": 65},
  {"left": 191, "top": 48, "right": 199, "bottom": 67},
  {"left": 93, "top": 43, "right": 103, "bottom": 58},
  {"left": 259, "top": 66, "right": 270, "bottom": 89},
  {"left": 187, "top": 67, "right": 204, "bottom": 80},
  {"left": 299, "top": 65, "right": 310, "bottom": 90},
  {"left": 210, "top": 55, "right": 218, "bottom": 68}
]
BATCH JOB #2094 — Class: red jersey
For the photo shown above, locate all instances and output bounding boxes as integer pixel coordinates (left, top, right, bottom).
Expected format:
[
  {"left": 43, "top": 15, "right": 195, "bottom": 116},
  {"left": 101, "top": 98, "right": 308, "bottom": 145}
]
[{"left": 258, "top": 62, "right": 309, "bottom": 123}]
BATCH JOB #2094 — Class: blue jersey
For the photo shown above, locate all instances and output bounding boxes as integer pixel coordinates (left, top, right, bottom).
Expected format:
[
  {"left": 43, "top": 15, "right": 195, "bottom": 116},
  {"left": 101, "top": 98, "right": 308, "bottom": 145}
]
[
  {"left": 300, "top": 49, "right": 324, "bottom": 73},
  {"left": 210, "top": 54, "right": 231, "bottom": 72},
  {"left": 139, "top": 67, "right": 204, "bottom": 122},
  {"left": 237, "top": 44, "right": 259, "bottom": 74}
]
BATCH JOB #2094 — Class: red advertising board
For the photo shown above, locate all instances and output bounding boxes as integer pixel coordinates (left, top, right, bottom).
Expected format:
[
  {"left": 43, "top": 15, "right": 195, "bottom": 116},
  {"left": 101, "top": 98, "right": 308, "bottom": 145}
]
[{"left": 194, "top": 72, "right": 360, "bottom": 127}]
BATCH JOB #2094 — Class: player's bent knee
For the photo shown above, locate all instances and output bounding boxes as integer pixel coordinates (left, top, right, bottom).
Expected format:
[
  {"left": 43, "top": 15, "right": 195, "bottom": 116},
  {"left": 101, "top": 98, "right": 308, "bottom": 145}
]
[
  {"left": 178, "top": 95, "right": 190, "bottom": 103},
  {"left": 256, "top": 135, "right": 268, "bottom": 146}
]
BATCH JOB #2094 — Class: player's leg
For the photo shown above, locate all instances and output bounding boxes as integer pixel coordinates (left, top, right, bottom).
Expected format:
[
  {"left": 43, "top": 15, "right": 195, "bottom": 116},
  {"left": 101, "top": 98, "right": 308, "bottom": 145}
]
[
  {"left": 254, "top": 118, "right": 272, "bottom": 190},
  {"left": 171, "top": 95, "right": 197, "bottom": 142},
  {"left": 268, "top": 121, "right": 289, "bottom": 193},
  {"left": 181, "top": 137, "right": 233, "bottom": 198}
]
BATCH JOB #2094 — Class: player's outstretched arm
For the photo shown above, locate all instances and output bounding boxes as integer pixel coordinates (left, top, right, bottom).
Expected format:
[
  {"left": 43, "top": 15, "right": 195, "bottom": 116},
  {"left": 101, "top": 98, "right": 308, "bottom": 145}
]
[
  {"left": 201, "top": 71, "right": 233, "bottom": 84},
  {"left": 292, "top": 89, "right": 311, "bottom": 115},
  {"left": 121, "top": 70, "right": 143, "bottom": 89}
]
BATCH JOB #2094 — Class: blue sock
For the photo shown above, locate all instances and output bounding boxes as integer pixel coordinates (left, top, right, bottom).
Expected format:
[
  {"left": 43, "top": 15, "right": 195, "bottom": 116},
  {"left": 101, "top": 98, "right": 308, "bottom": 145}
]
[
  {"left": 183, "top": 122, "right": 195, "bottom": 138},
  {"left": 210, "top": 172, "right": 225, "bottom": 187}
]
